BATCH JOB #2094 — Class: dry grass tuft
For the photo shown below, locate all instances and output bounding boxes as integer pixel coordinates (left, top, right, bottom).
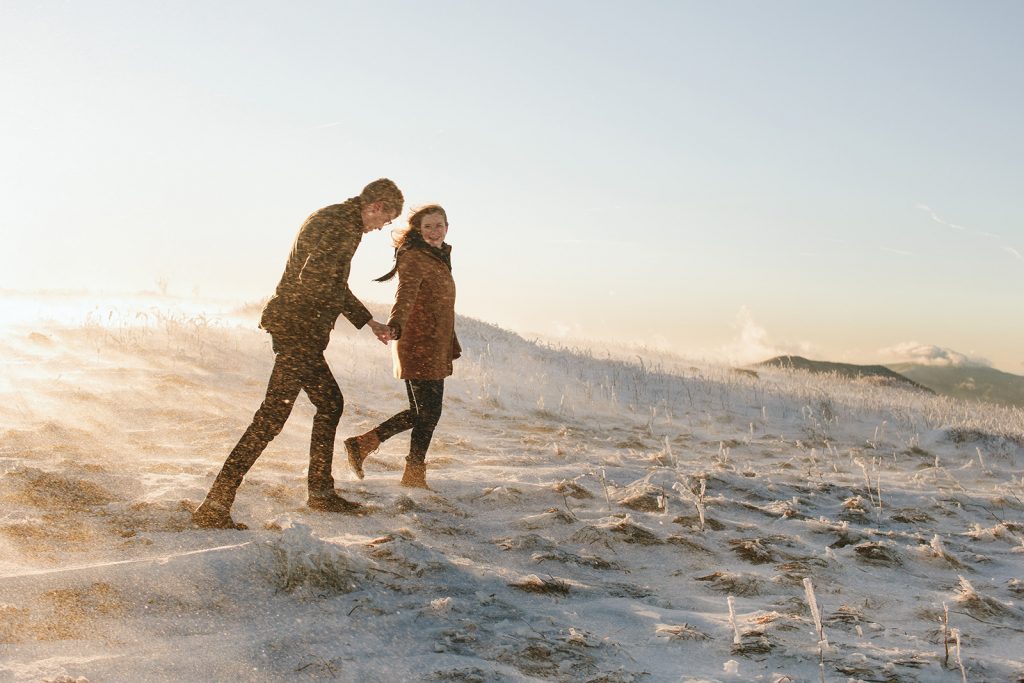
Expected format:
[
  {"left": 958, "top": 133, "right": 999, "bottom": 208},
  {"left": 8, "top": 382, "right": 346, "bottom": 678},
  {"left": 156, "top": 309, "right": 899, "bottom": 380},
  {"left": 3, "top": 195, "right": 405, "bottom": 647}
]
[
  {"left": 262, "top": 533, "right": 369, "bottom": 594},
  {"left": 532, "top": 549, "right": 618, "bottom": 570},
  {"left": 427, "top": 667, "right": 491, "bottom": 682},
  {"left": 695, "top": 571, "right": 764, "bottom": 597},
  {"left": 107, "top": 500, "right": 193, "bottom": 534},
  {"left": 729, "top": 538, "right": 777, "bottom": 564},
  {"left": 826, "top": 604, "right": 866, "bottom": 628},
  {"left": 34, "top": 582, "right": 127, "bottom": 641},
  {"left": 954, "top": 575, "right": 1013, "bottom": 618},
  {"left": 673, "top": 514, "right": 726, "bottom": 530},
  {"left": 655, "top": 622, "right": 710, "bottom": 641},
  {"left": 773, "top": 558, "right": 828, "bottom": 586},
  {"left": 517, "top": 508, "right": 575, "bottom": 530},
  {"left": 666, "top": 534, "right": 714, "bottom": 554},
  {"left": 617, "top": 484, "right": 663, "bottom": 512},
  {"left": 0, "top": 604, "right": 31, "bottom": 643},
  {"left": 494, "top": 533, "right": 554, "bottom": 552},
  {"left": 510, "top": 574, "right": 571, "bottom": 596},
  {"left": 571, "top": 516, "right": 664, "bottom": 546},
  {"left": 914, "top": 534, "right": 965, "bottom": 568},
  {"left": 3, "top": 467, "right": 116, "bottom": 511},
  {"left": 853, "top": 541, "right": 902, "bottom": 566},
  {"left": 731, "top": 633, "right": 775, "bottom": 654},
  {"left": 841, "top": 495, "right": 867, "bottom": 515},
  {"left": 552, "top": 479, "right": 594, "bottom": 499},
  {"left": 0, "top": 513, "right": 101, "bottom": 553},
  {"left": 891, "top": 509, "right": 934, "bottom": 523}
]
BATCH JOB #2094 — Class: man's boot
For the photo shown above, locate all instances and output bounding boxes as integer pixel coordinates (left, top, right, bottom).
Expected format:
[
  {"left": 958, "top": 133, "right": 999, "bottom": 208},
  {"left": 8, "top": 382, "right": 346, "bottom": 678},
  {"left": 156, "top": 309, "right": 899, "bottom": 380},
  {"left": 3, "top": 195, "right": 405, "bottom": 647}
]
[
  {"left": 307, "top": 491, "right": 366, "bottom": 514},
  {"left": 192, "top": 495, "right": 247, "bottom": 530},
  {"left": 400, "top": 461, "right": 428, "bottom": 489},
  {"left": 344, "top": 430, "right": 380, "bottom": 480}
]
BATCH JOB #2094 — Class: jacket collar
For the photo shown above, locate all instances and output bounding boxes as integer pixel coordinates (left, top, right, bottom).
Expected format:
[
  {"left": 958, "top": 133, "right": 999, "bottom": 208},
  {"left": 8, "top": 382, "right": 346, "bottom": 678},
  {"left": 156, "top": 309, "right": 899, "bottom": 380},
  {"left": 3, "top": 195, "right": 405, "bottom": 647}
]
[{"left": 400, "top": 240, "right": 452, "bottom": 270}]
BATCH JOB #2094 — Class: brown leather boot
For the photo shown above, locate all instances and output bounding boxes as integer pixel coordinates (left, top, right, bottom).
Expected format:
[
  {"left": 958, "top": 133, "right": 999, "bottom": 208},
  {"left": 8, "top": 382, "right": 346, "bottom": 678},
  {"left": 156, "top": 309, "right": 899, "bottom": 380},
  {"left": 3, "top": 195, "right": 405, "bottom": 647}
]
[
  {"left": 400, "top": 461, "right": 428, "bottom": 489},
  {"left": 344, "top": 430, "right": 380, "bottom": 480},
  {"left": 192, "top": 498, "right": 248, "bottom": 530},
  {"left": 307, "top": 491, "right": 366, "bottom": 514}
]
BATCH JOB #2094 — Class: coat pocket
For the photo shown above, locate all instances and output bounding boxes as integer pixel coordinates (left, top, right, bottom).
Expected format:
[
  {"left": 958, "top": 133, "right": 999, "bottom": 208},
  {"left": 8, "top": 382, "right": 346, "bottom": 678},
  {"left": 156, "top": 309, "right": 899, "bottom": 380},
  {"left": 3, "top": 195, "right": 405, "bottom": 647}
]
[{"left": 259, "top": 295, "right": 283, "bottom": 333}]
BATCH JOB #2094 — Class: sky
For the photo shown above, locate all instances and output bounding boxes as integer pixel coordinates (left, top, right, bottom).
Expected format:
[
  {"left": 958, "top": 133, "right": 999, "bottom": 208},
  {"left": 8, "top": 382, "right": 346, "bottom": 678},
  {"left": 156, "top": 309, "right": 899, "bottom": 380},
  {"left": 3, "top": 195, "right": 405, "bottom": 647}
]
[{"left": 1, "top": 1, "right": 1022, "bottom": 373}]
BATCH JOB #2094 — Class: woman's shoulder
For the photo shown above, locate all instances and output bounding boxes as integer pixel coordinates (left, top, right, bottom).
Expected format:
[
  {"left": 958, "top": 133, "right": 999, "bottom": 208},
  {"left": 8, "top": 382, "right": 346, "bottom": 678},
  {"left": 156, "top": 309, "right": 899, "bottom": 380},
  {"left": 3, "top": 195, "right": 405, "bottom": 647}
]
[{"left": 398, "top": 247, "right": 443, "bottom": 267}]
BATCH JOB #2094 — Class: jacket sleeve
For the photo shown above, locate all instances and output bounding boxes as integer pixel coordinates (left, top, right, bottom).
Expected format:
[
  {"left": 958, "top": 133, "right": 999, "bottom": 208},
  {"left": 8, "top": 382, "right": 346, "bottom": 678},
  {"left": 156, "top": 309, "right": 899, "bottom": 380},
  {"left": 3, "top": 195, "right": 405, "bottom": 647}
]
[
  {"left": 387, "top": 251, "right": 427, "bottom": 338},
  {"left": 452, "top": 331, "right": 461, "bottom": 360},
  {"left": 297, "top": 219, "right": 372, "bottom": 329}
]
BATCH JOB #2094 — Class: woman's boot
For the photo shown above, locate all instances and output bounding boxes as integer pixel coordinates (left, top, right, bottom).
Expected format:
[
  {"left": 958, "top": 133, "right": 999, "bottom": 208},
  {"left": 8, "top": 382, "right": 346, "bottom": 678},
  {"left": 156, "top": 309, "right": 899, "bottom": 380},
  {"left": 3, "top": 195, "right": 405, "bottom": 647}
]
[
  {"left": 344, "top": 429, "right": 380, "bottom": 479},
  {"left": 400, "top": 460, "right": 428, "bottom": 489}
]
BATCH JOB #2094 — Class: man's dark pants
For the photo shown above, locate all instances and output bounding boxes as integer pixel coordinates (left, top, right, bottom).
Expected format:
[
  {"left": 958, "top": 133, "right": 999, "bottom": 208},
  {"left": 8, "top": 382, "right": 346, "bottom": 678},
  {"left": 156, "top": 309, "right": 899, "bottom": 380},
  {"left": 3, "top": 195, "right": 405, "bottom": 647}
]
[{"left": 207, "top": 334, "right": 342, "bottom": 508}]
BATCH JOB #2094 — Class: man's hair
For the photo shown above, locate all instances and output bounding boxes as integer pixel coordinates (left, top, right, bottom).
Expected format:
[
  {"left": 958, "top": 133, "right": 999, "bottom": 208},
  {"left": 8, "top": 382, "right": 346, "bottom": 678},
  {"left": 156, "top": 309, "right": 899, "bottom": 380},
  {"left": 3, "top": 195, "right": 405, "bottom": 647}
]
[{"left": 360, "top": 178, "right": 404, "bottom": 214}]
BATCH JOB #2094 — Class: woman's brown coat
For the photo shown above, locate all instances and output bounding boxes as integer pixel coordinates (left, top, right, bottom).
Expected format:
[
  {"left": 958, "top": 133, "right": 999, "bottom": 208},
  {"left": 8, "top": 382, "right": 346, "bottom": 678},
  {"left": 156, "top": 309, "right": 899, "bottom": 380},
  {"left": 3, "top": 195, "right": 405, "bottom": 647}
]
[{"left": 387, "top": 246, "right": 460, "bottom": 380}]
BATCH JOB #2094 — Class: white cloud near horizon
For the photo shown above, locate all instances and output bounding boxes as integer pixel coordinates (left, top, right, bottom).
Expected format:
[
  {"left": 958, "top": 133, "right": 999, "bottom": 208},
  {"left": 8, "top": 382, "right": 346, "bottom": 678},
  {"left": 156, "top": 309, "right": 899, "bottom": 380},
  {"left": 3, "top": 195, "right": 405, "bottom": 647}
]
[
  {"left": 548, "top": 320, "right": 586, "bottom": 339},
  {"left": 880, "top": 341, "right": 991, "bottom": 368},
  {"left": 714, "top": 306, "right": 812, "bottom": 366}
]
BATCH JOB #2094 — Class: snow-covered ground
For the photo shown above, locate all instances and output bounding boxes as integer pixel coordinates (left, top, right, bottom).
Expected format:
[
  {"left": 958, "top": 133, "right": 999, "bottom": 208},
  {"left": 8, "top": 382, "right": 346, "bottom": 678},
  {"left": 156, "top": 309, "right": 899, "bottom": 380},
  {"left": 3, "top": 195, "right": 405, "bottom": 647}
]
[{"left": 1, "top": 294, "right": 1022, "bottom": 682}]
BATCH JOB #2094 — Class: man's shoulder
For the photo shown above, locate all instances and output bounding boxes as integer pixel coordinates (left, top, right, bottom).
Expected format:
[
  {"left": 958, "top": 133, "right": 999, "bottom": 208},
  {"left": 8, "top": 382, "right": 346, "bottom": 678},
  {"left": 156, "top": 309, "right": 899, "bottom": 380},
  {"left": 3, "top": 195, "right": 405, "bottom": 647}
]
[{"left": 304, "top": 198, "right": 361, "bottom": 229}]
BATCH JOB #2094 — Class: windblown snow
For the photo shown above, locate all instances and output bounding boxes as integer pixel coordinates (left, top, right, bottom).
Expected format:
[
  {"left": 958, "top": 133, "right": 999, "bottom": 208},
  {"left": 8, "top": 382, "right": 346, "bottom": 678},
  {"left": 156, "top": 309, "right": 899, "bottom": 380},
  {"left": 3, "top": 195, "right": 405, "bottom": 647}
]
[{"left": 1, "top": 293, "right": 1022, "bottom": 682}]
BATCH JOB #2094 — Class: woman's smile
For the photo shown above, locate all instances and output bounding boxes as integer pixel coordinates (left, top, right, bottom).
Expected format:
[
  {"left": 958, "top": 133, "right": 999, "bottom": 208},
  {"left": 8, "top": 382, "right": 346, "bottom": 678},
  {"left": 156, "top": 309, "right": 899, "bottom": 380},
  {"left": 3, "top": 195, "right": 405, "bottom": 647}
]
[{"left": 420, "top": 212, "right": 448, "bottom": 248}]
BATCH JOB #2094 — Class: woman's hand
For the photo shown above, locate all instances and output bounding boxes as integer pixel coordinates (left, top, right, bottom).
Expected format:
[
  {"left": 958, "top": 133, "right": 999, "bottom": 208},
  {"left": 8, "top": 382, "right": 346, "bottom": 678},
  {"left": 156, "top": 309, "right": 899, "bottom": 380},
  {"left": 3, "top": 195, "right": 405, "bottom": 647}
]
[{"left": 367, "top": 320, "right": 393, "bottom": 344}]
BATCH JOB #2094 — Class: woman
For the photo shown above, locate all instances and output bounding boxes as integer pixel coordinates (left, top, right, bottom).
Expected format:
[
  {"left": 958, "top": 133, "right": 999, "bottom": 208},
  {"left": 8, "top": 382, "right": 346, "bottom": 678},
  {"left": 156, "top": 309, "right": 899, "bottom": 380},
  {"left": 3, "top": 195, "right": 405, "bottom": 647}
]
[{"left": 344, "top": 204, "right": 460, "bottom": 488}]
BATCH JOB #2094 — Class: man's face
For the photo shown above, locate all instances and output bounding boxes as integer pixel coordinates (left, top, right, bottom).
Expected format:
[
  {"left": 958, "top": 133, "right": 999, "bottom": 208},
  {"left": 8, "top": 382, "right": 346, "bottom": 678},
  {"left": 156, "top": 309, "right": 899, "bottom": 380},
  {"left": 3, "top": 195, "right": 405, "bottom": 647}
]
[{"left": 362, "top": 201, "right": 400, "bottom": 233}]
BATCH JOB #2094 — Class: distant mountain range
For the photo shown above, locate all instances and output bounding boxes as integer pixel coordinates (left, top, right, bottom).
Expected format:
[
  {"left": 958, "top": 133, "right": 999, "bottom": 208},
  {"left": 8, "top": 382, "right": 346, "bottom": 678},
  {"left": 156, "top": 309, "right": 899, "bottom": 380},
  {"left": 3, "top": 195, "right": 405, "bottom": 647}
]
[
  {"left": 886, "top": 363, "right": 1024, "bottom": 408},
  {"left": 757, "top": 355, "right": 1024, "bottom": 409}
]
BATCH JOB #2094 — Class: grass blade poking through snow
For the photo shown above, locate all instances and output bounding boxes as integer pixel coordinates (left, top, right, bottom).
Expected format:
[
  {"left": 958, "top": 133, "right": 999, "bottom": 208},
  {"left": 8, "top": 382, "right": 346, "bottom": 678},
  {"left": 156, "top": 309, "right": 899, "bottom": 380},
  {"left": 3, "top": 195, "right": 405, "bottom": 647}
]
[{"left": 803, "top": 577, "right": 827, "bottom": 683}]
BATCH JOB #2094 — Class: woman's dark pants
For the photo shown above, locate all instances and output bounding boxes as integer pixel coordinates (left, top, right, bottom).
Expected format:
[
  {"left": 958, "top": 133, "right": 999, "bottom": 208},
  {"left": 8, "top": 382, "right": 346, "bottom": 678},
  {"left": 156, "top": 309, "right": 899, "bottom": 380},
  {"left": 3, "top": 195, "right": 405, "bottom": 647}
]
[{"left": 373, "top": 379, "right": 444, "bottom": 463}]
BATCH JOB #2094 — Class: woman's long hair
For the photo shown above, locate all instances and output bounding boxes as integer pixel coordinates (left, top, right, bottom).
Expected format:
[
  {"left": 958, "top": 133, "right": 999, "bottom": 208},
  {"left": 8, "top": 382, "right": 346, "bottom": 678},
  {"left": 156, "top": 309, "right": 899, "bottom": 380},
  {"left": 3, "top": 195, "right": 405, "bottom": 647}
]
[{"left": 374, "top": 204, "right": 448, "bottom": 282}]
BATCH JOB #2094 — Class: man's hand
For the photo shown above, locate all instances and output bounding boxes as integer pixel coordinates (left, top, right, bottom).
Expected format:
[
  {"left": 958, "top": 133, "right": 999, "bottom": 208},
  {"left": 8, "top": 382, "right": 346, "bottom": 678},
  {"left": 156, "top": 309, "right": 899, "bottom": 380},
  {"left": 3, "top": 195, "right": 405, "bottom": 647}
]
[{"left": 367, "top": 320, "right": 392, "bottom": 344}]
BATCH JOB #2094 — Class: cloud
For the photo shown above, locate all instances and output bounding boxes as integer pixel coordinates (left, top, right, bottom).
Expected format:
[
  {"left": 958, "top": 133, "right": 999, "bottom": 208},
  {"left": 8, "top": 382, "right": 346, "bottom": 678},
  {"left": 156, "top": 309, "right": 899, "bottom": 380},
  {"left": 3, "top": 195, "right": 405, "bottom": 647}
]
[
  {"left": 881, "top": 246, "right": 914, "bottom": 257},
  {"left": 914, "top": 203, "right": 968, "bottom": 231},
  {"left": 545, "top": 238, "right": 641, "bottom": 248},
  {"left": 549, "top": 320, "right": 584, "bottom": 339},
  {"left": 712, "top": 306, "right": 812, "bottom": 366},
  {"left": 308, "top": 121, "right": 345, "bottom": 130},
  {"left": 880, "top": 341, "right": 991, "bottom": 368},
  {"left": 1001, "top": 246, "right": 1023, "bottom": 262},
  {"left": 915, "top": 204, "right": 1021, "bottom": 264}
]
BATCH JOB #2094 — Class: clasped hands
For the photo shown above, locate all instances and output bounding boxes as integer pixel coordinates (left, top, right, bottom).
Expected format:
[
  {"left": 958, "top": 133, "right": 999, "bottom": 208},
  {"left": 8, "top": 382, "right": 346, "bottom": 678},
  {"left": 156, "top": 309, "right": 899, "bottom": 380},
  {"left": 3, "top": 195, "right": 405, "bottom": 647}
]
[{"left": 367, "top": 320, "right": 396, "bottom": 344}]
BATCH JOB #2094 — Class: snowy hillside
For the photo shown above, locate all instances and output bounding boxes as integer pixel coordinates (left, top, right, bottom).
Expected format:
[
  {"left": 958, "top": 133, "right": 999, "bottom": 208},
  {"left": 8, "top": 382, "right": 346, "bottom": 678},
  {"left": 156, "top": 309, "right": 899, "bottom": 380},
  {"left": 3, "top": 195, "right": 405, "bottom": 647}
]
[{"left": 1, "top": 294, "right": 1023, "bottom": 682}]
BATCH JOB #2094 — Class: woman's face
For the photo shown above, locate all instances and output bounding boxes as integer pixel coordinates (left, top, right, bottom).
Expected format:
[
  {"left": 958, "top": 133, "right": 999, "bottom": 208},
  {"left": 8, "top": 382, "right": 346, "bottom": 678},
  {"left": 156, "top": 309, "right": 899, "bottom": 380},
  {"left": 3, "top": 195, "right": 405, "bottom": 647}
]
[{"left": 419, "top": 212, "right": 448, "bottom": 248}]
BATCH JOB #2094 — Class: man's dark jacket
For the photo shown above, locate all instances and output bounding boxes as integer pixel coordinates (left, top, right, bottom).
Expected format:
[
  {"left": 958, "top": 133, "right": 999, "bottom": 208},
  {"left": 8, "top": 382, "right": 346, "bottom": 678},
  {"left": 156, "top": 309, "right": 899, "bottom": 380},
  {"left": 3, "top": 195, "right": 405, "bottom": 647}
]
[{"left": 259, "top": 197, "right": 374, "bottom": 352}]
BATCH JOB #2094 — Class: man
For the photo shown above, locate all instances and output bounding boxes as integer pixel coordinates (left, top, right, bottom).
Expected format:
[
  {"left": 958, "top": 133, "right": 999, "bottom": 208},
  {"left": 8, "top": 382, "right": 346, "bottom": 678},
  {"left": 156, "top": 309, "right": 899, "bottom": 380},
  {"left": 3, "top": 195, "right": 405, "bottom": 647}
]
[{"left": 193, "top": 178, "right": 403, "bottom": 529}]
